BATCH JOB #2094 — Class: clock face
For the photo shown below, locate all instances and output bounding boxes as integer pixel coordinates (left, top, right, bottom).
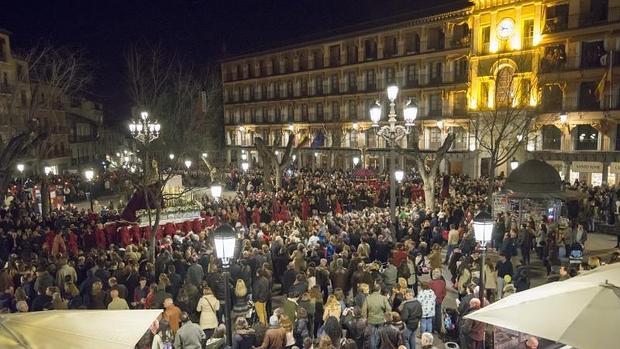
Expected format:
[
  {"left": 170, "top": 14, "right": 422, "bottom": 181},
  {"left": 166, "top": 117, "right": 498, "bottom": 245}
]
[{"left": 497, "top": 18, "right": 515, "bottom": 39}]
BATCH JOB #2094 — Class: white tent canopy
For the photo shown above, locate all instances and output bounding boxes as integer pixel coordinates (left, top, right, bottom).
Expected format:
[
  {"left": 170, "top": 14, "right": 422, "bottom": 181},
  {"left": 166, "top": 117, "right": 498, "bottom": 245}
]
[
  {"left": 466, "top": 263, "right": 620, "bottom": 349},
  {"left": 0, "top": 310, "right": 161, "bottom": 349}
]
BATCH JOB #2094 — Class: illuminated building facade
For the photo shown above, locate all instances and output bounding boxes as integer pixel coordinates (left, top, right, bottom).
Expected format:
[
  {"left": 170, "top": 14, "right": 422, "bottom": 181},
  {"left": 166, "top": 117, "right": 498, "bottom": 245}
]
[{"left": 221, "top": 0, "right": 620, "bottom": 184}]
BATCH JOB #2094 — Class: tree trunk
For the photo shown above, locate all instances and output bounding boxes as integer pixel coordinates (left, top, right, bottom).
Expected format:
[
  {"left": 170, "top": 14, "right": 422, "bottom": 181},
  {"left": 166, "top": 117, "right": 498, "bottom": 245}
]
[
  {"left": 262, "top": 162, "right": 274, "bottom": 191},
  {"left": 487, "top": 159, "right": 496, "bottom": 207},
  {"left": 422, "top": 175, "right": 436, "bottom": 210}
]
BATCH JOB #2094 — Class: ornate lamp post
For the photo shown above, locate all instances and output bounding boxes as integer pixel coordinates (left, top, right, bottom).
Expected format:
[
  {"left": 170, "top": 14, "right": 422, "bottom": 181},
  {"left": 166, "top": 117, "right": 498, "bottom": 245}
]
[
  {"left": 394, "top": 170, "right": 404, "bottom": 208},
  {"left": 84, "top": 169, "right": 95, "bottom": 212},
  {"left": 184, "top": 160, "right": 192, "bottom": 169},
  {"left": 16, "top": 163, "right": 24, "bottom": 186},
  {"left": 212, "top": 224, "right": 239, "bottom": 346},
  {"left": 369, "top": 85, "right": 418, "bottom": 236},
  {"left": 129, "top": 111, "right": 161, "bottom": 144},
  {"left": 473, "top": 210, "right": 494, "bottom": 305},
  {"left": 352, "top": 156, "right": 360, "bottom": 168}
]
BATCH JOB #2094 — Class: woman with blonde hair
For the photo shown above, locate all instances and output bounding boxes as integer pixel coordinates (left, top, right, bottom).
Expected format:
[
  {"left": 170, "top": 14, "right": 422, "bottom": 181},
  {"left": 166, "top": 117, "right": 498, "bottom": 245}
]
[
  {"left": 231, "top": 279, "right": 250, "bottom": 320},
  {"left": 323, "top": 294, "right": 341, "bottom": 322},
  {"left": 51, "top": 291, "right": 68, "bottom": 310},
  {"left": 279, "top": 313, "right": 296, "bottom": 348},
  {"left": 197, "top": 286, "right": 220, "bottom": 339}
]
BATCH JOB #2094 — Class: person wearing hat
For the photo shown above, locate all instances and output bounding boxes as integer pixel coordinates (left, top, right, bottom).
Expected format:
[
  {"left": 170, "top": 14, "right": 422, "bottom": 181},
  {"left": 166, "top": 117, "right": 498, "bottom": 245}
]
[{"left": 254, "top": 315, "right": 286, "bottom": 349}]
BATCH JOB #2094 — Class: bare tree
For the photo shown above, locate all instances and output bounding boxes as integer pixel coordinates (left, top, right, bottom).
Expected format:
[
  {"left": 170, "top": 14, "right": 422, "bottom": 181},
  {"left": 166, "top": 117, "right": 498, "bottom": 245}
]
[
  {"left": 1, "top": 44, "right": 91, "bottom": 216},
  {"left": 255, "top": 133, "right": 308, "bottom": 191},
  {"left": 125, "top": 43, "right": 220, "bottom": 263},
  {"left": 471, "top": 66, "right": 536, "bottom": 201},
  {"left": 403, "top": 131, "right": 455, "bottom": 210},
  {"left": 126, "top": 44, "right": 222, "bottom": 157}
]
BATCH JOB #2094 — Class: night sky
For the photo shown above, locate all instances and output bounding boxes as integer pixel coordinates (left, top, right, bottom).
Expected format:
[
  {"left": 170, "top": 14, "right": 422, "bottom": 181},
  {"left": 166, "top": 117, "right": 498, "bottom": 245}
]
[{"left": 1, "top": 0, "right": 465, "bottom": 125}]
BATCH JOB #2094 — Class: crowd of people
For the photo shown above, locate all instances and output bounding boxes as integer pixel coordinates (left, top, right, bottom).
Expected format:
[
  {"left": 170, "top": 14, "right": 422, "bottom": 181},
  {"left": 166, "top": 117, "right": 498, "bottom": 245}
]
[{"left": 0, "top": 167, "right": 618, "bottom": 349}]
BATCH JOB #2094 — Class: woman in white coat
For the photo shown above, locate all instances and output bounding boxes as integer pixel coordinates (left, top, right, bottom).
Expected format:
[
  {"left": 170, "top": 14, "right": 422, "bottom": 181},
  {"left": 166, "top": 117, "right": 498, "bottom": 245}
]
[{"left": 196, "top": 287, "right": 220, "bottom": 339}]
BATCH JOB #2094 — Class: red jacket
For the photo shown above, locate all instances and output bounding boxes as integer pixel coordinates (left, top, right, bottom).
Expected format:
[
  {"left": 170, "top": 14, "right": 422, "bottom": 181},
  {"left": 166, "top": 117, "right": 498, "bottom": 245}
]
[{"left": 429, "top": 279, "right": 447, "bottom": 304}]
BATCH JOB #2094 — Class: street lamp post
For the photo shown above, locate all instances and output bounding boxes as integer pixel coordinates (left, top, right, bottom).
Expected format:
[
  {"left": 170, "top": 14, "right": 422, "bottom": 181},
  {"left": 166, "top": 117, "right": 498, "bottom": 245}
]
[
  {"left": 129, "top": 111, "right": 161, "bottom": 181},
  {"left": 369, "top": 85, "right": 418, "bottom": 237},
  {"left": 129, "top": 111, "right": 161, "bottom": 144},
  {"left": 473, "top": 211, "right": 494, "bottom": 305},
  {"left": 394, "top": 170, "right": 404, "bottom": 207},
  {"left": 510, "top": 157, "right": 519, "bottom": 170},
  {"left": 84, "top": 169, "right": 95, "bottom": 212},
  {"left": 241, "top": 161, "right": 249, "bottom": 172},
  {"left": 352, "top": 156, "right": 360, "bottom": 168},
  {"left": 212, "top": 224, "right": 239, "bottom": 347},
  {"left": 16, "top": 163, "right": 24, "bottom": 186}
]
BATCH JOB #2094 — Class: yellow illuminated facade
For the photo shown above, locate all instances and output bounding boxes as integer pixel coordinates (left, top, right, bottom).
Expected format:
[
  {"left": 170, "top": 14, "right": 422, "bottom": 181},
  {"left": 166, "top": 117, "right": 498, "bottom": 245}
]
[{"left": 221, "top": 0, "right": 620, "bottom": 183}]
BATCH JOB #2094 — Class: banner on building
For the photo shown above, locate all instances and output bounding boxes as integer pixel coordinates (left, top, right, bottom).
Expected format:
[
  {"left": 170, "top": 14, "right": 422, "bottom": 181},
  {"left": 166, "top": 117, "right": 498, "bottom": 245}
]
[{"left": 572, "top": 161, "right": 603, "bottom": 173}]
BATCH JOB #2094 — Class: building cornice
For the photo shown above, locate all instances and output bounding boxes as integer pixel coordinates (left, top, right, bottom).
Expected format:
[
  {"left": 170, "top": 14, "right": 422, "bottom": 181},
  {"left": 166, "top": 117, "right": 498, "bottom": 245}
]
[{"left": 220, "top": 6, "right": 472, "bottom": 64}]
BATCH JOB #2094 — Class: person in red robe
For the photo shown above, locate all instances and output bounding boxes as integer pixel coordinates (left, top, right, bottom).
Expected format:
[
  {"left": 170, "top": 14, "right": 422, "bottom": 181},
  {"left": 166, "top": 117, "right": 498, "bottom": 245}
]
[
  {"left": 252, "top": 206, "right": 261, "bottom": 225},
  {"left": 67, "top": 230, "right": 79, "bottom": 256},
  {"left": 44, "top": 228, "right": 55, "bottom": 253},
  {"left": 182, "top": 221, "right": 192, "bottom": 235},
  {"left": 192, "top": 219, "right": 202, "bottom": 234},
  {"left": 143, "top": 226, "right": 152, "bottom": 242},
  {"left": 238, "top": 204, "right": 247, "bottom": 227},
  {"left": 335, "top": 201, "right": 343, "bottom": 215},
  {"left": 301, "top": 197, "right": 310, "bottom": 221},
  {"left": 131, "top": 225, "right": 142, "bottom": 245},
  {"left": 105, "top": 224, "right": 117, "bottom": 246},
  {"left": 164, "top": 223, "right": 175, "bottom": 237},
  {"left": 95, "top": 225, "right": 107, "bottom": 250},
  {"left": 155, "top": 225, "right": 164, "bottom": 241},
  {"left": 119, "top": 226, "right": 131, "bottom": 248}
]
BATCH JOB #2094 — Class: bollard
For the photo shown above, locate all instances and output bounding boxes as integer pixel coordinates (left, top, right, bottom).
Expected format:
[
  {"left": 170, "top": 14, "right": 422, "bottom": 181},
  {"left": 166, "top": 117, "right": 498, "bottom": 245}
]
[{"left": 444, "top": 342, "right": 460, "bottom": 349}]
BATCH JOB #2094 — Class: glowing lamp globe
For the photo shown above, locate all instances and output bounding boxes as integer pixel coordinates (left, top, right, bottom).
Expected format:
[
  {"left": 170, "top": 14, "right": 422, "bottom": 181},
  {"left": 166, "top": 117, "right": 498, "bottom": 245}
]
[
  {"left": 473, "top": 211, "right": 494, "bottom": 244},
  {"left": 387, "top": 85, "right": 399, "bottom": 101},
  {"left": 403, "top": 103, "right": 418, "bottom": 125},
  {"left": 394, "top": 170, "right": 404, "bottom": 183},
  {"left": 370, "top": 105, "right": 382, "bottom": 125},
  {"left": 84, "top": 169, "right": 94, "bottom": 181},
  {"left": 211, "top": 184, "right": 222, "bottom": 201},
  {"left": 212, "top": 224, "right": 238, "bottom": 267}
]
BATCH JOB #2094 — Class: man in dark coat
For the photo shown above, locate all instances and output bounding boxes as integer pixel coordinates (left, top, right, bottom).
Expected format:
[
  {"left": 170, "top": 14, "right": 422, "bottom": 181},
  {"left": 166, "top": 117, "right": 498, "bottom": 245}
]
[{"left": 398, "top": 290, "right": 422, "bottom": 349}]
